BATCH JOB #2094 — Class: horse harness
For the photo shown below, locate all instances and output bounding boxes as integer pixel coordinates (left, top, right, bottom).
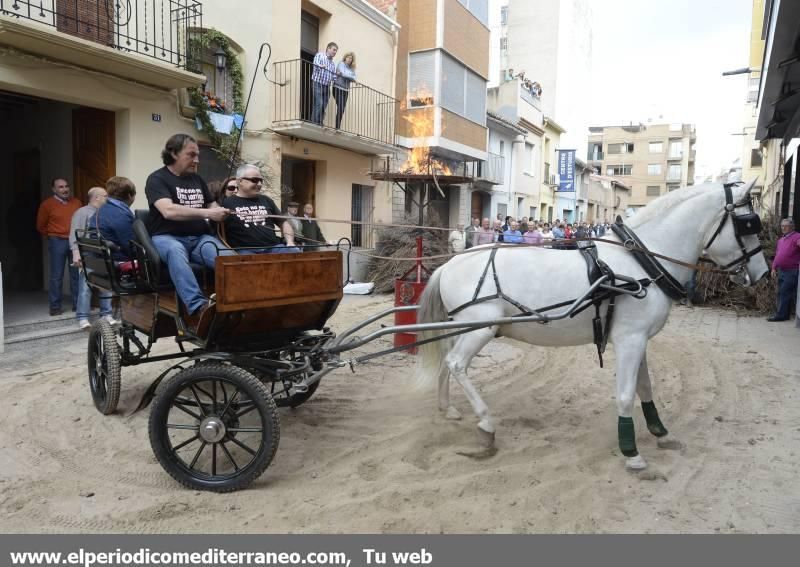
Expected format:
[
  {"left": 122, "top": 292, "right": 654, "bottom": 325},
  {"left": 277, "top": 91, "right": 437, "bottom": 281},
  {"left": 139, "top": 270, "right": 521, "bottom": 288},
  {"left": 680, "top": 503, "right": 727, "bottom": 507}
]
[{"left": 444, "top": 183, "right": 763, "bottom": 369}]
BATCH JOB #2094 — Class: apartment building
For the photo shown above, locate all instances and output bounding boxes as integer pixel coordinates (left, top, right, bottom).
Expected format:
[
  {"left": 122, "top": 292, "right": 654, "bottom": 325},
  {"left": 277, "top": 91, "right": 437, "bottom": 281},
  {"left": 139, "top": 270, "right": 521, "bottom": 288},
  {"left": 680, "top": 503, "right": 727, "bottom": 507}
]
[
  {"left": 587, "top": 123, "right": 697, "bottom": 212},
  {"left": 756, "top": 0, "right": 800, "bottom": 222},
  {"left": 387, "top": 0, "right": 490, "bottom": 227},
  {"left": 0, "top": 0, "right": 399, "bottom": 329}
]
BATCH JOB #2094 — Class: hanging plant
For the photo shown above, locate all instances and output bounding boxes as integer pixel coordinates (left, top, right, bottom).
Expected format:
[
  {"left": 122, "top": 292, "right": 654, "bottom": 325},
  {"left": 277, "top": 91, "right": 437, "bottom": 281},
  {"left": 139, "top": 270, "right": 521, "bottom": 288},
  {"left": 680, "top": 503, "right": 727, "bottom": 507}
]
[{"left": 187, "top": 28, "right": 245, "bottom": 164}]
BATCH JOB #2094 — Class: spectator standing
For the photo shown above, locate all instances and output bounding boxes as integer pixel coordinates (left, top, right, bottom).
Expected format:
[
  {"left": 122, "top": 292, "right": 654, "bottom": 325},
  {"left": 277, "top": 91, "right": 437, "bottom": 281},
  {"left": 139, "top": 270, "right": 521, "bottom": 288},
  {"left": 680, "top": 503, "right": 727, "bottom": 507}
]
[
  {"left": 523, "top": 223, "right": 543, "bottom": 245},
  {"left": 493, "top": 219, "right": 505, "bottom": 242},
  {"left": 475, "top": 218, "right": 495, "bottom": 246},
  {"left": 301, "top": 203, "right": 326, "bottom": 245},
  {"left": 448, "top": 223, "right": 466, "bottom": 253},
  {"left": 36, "top": 177, "right": 82, "bottom": 315},
  {"left": 465, "top": 217, "right": 480, "bottom": 248},
  {"left": 285, "top": 201, "right": 304, "bottom": 244},
  {"left": 768, "top": 218, "right": 800, "bottom": 322},
  {"left": 503, "top": 221, "right": 523, "bottom": 243},
  {"left": 311, "top": 42, "right": 338, "bottom": 125},
  {"left": 70, "top": 186, "right": 112, "bottom": 330},
  {"left": 333, "top": 52, "right": 356, "bottom": 130}
]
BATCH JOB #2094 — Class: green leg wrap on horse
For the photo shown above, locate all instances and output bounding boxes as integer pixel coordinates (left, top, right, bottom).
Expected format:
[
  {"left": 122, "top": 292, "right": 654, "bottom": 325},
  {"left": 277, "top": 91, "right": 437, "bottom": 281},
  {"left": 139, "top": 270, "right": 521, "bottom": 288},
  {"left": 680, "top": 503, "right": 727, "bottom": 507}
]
[
  {"left": 641, "top": 400, "right": 669, "bottom": 437},
  {"left": 618, "top": 416, "right": 638, "bottom": 457}
]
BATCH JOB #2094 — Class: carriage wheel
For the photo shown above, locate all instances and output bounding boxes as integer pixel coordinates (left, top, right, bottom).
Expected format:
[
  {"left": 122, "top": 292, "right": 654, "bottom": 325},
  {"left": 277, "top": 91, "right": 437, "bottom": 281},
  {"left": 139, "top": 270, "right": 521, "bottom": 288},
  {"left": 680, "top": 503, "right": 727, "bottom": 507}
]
[
  {"left": 272, "top": 378, "right": 321, "bottom": 409},
  {"left": 87, "top": 319, "right": 121, "bottom": 415},
  {"left": 148, "top": 363, "right": 280, "bottom": 492}
]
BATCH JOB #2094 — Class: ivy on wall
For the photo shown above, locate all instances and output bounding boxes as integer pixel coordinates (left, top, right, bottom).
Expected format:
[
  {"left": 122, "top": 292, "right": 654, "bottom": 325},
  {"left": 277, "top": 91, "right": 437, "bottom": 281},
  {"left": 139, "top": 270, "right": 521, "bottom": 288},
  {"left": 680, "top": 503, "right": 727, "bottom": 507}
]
[{"left": 187, "top": 28, "right": 245, "bottom": 164}]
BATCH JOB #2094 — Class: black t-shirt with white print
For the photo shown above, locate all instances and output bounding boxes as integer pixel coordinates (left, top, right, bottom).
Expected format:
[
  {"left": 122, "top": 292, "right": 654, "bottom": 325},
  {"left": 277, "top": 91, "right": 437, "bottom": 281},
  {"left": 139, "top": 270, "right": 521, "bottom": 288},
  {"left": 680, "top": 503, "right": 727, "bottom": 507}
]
[
  {"left": 222, "top": 194, "right": 282, "bottom": 247},
  {"left": 144, "top": 166, "right": 213, "bottom": 236}
]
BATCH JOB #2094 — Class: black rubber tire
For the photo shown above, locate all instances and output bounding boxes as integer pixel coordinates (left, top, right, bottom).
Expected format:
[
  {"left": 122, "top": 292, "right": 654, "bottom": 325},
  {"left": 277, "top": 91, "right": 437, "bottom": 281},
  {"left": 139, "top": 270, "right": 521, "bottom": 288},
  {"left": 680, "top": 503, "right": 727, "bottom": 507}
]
[
  {"left": 148, "top": 363, "right": 280, "bottom": 492},
  {"left": 87, "top": 319, "right": 121, "bottom": 415}
]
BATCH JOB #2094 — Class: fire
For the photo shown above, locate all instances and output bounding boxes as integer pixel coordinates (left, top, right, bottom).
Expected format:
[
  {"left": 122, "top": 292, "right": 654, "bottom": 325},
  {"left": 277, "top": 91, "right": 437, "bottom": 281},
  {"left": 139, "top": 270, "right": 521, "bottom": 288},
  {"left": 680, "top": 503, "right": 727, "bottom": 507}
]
[{"left": 399, "top": 85, "right": 452, "bottom": 176}]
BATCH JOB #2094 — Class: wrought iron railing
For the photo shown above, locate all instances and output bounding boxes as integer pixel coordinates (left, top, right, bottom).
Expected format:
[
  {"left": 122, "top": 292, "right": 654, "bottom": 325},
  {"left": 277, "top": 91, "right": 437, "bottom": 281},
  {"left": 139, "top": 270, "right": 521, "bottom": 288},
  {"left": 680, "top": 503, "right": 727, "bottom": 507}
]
[
  {"left": 0, "top": 0, "right": 202, "bottom": 70},
  {"left": 272, "top": 58, "right": 398, "bottom": 147},
  {"left": 470, "top": 152, "right": 504, "bottom": 184}
]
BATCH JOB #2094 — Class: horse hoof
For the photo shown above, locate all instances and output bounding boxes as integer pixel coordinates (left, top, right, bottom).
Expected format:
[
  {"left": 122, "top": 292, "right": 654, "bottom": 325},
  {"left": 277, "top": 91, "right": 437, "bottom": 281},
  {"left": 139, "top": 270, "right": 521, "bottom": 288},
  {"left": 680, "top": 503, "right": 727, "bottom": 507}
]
[
  {"left": 625, "top": 454, "right": 647, "bottom": 470},
  {"left": 657, "top": 435, "right": 683, "bottom": 450},
  {"left": 477, "top": 421, "right": 495, "bottom": 448},
  {"left": 444, "top": 406, "right": 462, "bottom": 420}
]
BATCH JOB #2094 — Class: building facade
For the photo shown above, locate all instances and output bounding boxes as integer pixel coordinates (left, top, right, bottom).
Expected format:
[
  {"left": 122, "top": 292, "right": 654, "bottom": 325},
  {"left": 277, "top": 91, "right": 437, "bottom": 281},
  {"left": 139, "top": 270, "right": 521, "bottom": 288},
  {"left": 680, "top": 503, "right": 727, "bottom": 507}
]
[{"left": 587, "top": 123, "right": 697, "bottom": 212}]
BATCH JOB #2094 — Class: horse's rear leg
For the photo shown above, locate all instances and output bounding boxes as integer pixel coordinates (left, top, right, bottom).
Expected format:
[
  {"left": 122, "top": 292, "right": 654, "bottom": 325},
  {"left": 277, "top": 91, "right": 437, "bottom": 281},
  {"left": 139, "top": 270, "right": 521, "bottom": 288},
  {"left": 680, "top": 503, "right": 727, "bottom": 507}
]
[
  {"left": 636, "top": 354, "right": 680, "bottom": 450},
  {"left": 438, "top": 367, "right": 461, "bottom": 420},
  {"left": 614, "top": 335, "right": 648, "bottom": 470},
  {"left": 445, "top": 327, "right": 497, "bottom": 447}
]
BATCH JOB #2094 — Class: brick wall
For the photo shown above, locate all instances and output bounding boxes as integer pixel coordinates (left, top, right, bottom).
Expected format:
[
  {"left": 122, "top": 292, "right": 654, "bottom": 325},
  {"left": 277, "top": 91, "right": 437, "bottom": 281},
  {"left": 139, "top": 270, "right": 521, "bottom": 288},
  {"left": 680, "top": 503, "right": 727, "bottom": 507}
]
[{"left": 56, "top": 0, "right": 113, "bottom": 46}]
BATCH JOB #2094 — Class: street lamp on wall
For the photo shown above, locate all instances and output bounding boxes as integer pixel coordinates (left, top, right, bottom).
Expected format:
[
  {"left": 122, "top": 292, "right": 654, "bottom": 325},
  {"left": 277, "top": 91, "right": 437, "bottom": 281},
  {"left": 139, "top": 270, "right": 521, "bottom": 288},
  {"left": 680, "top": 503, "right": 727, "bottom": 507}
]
[{"left": 214, "top": 47, "right": 227, "bottom": 71}]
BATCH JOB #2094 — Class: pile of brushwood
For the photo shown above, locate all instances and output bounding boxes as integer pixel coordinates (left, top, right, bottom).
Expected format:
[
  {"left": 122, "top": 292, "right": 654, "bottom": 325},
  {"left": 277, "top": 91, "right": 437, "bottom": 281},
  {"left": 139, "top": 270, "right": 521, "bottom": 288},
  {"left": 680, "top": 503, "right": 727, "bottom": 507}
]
[
  {"left": 367, "top": 214, "right": 450, "bottom": 293},
  {"left": 695, "top": 211, "right": 779, "bottom": 314}
]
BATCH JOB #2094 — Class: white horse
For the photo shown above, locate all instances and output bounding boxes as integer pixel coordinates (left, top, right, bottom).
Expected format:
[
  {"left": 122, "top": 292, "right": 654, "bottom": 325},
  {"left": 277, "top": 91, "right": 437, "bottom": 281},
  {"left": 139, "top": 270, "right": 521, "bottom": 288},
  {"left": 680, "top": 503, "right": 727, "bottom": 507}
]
[{"left": 415, "top": 181, "right": 768, "bottom": 470}]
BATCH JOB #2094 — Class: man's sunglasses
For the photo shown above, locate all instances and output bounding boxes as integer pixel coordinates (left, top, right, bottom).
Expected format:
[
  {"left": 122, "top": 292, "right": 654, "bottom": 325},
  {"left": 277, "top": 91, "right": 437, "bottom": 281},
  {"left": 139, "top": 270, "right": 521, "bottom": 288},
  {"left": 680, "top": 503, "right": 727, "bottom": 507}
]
[{"left": 240, "top": 177, "right": 263, "bottom": 184}]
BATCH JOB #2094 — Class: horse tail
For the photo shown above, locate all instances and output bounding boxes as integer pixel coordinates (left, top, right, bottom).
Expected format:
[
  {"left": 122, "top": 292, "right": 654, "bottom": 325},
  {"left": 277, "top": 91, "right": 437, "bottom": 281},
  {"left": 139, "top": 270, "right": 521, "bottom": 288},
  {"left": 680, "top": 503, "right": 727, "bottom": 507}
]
[{"left": 415, "top": 267, "right": 450, "bottom": 390}]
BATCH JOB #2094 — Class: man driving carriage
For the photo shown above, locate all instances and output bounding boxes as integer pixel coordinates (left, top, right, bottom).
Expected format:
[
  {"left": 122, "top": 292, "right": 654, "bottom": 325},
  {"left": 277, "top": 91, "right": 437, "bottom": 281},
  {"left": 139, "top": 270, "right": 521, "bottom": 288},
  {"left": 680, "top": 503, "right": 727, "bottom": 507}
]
[
  {"left": 145, "top": 134, "right": 234, "bottom": 324},
  {"left": 221, "top": 164, "right": 301, "bottom": 254}
]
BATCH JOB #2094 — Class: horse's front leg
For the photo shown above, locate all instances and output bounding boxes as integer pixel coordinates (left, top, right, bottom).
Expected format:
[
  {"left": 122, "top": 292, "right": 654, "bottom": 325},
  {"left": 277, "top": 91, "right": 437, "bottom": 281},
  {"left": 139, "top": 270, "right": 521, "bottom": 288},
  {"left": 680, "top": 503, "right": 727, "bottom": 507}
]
[
  {"left": 637, "top": 354, "right": 680, "bottom": 449},
  {"left": 614, "top": 334, "right": 648, "bottom": 470}
]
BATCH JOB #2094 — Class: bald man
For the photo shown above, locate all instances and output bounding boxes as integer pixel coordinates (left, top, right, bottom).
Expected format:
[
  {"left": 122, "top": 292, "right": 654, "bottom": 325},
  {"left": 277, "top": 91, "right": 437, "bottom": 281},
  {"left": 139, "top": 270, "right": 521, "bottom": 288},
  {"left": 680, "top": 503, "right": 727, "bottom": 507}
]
[{"left": 70, "top": 186, "right": 113, "bottom": 330}]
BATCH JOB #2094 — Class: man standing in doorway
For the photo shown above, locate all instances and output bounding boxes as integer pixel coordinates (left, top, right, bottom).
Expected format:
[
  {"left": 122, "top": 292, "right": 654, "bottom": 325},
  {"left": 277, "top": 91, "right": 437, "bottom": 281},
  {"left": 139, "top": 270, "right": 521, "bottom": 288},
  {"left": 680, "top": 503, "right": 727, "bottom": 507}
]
[
  {"left": 311, "top": 42, "right": 338, "bottom": 125},
  {"left": 285, "top": 201, "right": 304, "bottom": 245},
  {"left": 301, "top": 203, "right": 326, "bottom": 245},
  {"left": 767, "top": 218, "right": 800, "bottom": 322},
  {"left": 36, "top": 178, "right": 81, "bottom": 315}
]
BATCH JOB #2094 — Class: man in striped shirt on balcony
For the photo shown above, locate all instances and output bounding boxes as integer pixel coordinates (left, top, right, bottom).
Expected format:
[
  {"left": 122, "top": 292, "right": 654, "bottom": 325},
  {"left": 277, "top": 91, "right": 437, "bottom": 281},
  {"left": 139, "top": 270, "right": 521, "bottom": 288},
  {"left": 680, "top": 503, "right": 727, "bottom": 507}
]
[{"left": 311, "top": 42, "right": 338, "bottom": 125}]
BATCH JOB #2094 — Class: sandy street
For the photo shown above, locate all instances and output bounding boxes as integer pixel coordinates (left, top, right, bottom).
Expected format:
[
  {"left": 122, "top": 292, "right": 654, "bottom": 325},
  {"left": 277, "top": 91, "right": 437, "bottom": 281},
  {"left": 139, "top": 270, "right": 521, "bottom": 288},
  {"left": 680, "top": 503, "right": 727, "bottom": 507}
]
[{"left": 0, "top": 294, "right": 798, "bottom": 534}]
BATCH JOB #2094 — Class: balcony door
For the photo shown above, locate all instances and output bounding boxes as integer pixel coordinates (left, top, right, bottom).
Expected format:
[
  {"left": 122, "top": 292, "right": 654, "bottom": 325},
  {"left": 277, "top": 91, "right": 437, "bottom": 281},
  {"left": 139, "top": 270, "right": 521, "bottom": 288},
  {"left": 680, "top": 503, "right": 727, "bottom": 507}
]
[
  {"left": 300, "top": 11, "right": 319, "bottom": 123},
  {"left": 56, "top": 0, "right": 113, "bottom": 46}
]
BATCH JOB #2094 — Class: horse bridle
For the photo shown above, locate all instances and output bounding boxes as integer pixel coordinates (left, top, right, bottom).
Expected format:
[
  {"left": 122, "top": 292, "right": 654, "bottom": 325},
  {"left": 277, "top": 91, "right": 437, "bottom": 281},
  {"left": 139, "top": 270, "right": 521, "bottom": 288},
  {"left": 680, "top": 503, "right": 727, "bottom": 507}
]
[{"left": 702, "top": 183, "right": 763, "bottom": 273}]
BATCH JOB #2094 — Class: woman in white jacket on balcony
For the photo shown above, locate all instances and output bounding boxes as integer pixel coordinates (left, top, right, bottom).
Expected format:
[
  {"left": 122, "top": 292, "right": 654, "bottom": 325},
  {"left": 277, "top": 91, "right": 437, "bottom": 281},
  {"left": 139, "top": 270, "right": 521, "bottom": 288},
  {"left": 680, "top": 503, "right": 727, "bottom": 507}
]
[{"left": 333, "top": 52, "right": 357, "bottom": 130}]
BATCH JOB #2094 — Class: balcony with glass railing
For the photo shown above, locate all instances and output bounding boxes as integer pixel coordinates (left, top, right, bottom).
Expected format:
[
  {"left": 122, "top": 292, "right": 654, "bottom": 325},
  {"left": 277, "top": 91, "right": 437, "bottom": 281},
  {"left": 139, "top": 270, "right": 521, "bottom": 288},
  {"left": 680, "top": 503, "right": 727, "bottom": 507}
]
[
  {"left": 271, "top": 59, "right": 398, "bottom": 155},
  {"left": 470, "top": 152, "right": 504, "bottom": 185},
  {"left": 0, "top": 0, "right": 205, "bottom": 88}
]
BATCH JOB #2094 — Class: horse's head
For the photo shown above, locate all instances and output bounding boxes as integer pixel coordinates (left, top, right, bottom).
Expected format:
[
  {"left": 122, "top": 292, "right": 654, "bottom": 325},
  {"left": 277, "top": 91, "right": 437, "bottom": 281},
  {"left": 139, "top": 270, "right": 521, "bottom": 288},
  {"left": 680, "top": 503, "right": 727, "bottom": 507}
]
[{"left": 702, "top": 179, "right": 769, "bottom": 286}]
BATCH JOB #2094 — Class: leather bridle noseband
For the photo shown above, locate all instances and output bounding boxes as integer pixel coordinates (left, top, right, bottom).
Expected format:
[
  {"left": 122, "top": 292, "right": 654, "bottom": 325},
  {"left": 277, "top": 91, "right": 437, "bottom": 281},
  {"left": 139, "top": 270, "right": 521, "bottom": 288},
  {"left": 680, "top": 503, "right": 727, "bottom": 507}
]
[{"left": 702, "top": 183, "right": 763, "bottom": 273}]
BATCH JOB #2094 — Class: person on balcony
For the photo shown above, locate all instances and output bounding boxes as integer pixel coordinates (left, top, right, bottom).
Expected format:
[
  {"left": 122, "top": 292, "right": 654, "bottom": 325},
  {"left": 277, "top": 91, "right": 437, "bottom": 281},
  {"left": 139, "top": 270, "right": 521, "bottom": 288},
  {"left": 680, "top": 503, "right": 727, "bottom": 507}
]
[
  {"left": 311, "top": 42, "right": 338, "bottom": 125},
  {"left": 333, "top": 52, "right": 357, "bottom": 130}
]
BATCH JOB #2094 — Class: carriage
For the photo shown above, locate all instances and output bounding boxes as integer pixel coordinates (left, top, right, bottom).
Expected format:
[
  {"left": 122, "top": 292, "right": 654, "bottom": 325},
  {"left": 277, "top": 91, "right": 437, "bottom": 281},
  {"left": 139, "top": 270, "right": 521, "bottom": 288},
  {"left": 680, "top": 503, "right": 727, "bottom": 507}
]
[{"left": 78, "top": 181, "right": 769, "bottom": 492}]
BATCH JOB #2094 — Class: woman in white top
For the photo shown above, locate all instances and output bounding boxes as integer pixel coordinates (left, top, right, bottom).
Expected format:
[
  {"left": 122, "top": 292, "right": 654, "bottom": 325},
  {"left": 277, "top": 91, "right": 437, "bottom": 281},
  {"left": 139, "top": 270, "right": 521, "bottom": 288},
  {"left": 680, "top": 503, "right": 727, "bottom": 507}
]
[
  {"left": 334, "top": 52, "right": 357, "bottom": 130},
  {"left": 539, "top": 223, "right": 554, "bottom": 247}
]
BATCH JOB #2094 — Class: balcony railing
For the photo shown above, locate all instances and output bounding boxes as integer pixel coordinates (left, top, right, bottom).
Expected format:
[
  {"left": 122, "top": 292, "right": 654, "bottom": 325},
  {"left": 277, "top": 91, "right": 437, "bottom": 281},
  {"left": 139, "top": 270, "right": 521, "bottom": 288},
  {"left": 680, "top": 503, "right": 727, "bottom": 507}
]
[
  {"left": 668, "top": 152, "right": 683, "bottom": 161},
  {"left": 588, "top": 150, "right": 604, "bottom": 161},
  {"left": 471, "top": 152, "right": 504, "bottom": 185},
  {"left": 0, "top": 0, "right": 202, "bottom": 69},
  {"left": 272, "top": 58, "right": 397, "bottom": 147}
]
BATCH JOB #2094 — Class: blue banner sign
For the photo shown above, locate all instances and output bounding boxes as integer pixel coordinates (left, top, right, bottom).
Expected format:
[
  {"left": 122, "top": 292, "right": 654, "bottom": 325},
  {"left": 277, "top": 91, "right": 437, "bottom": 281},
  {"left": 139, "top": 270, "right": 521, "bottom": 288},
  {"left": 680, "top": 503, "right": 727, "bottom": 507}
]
[{"left": 557, "top": 149, "right": 576, "bottom": 192}]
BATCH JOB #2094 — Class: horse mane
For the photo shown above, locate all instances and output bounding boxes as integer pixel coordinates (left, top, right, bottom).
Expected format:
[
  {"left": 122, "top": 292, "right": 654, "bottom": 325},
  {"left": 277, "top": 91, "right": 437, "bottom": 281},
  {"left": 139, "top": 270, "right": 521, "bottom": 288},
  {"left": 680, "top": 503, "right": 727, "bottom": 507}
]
[{"left": 627, "top": 183, "right": 721, "bottom": 229}]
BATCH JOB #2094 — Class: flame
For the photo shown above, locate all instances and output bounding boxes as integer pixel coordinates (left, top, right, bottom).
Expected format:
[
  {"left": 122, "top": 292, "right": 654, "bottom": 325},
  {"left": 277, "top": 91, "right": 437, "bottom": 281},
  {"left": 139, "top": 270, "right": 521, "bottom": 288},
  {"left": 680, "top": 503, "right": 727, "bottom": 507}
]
[{"left": 399, "top": 85, "right": 452, "bottom": 176}]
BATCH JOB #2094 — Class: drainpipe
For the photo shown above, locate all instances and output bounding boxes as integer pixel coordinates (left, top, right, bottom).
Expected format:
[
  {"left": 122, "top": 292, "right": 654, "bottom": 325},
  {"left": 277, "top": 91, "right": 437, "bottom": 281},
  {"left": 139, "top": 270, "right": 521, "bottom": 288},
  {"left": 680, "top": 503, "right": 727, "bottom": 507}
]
[{"left": 510, "top": 134, "right": 525, "bottom": 216}]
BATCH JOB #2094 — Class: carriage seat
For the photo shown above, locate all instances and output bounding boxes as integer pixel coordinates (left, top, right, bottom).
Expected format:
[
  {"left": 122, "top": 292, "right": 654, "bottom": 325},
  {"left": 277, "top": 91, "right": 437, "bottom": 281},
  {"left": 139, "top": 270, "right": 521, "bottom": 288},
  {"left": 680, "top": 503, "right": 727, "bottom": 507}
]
[
  {"left": 75, "top": 230, "right": 150, "bottom": 295},
  {"left": 131, "top": 209, "right": 209, "bottom": 291}
]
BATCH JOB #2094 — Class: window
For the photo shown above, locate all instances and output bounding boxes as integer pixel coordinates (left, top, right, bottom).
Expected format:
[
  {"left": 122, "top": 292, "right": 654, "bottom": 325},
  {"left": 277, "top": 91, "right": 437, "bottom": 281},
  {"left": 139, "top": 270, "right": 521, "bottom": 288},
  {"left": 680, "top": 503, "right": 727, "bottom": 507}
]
[
  {"left": 499, "top": 140, "right": 505, "bottom": 155},
  {"left": 649, "top": 142, "right": 663, "bottom": 153},
  {"left": 668, "top": 184, "right": 681, "bottom": 192},
  {"left": 668, "top": 164, "right": 682, "bottom": 180},
  {"left": 524, "top": 143, "right": 534, "bottom": 172},
  {"left": 647, "top": 164, "right": 662, "bottom": 176},
  {"left": 500, "top": 36, "right": 508, "bottom": 51},
  {"left": 500, "top": 5, "right": 508, "bottom": 25},
  {"left": 530, "top": 206, "right": 537, "bottom": 219},
  {"left": 646, "top": 186, "right": 661, "bottom": 197},
  {"left": 606, "top": 165, "right": 632, "bottom": 176},
  {"left": 607, "top": 143, "right": 633, "bottom": 154},
  {"left": 457, "top": 0, "right": 489, "bottom": 26},
  {"left": 751, "top": 148, "right": 763, "bottom": 168},
  {"left": 408, "top": 51, "right": 435, "bottom": 107},
  {"left": 669, "top": 140, "right": 682, "bottom": 159},
  {"left": 497, "top": 203, "right": 507, "bottom": 219},
  {"left": 588, "top": 142, "right": 603, "bottom": 161},
  {"left": 440, "top": 51, "right": 486, "bottom": 125}
]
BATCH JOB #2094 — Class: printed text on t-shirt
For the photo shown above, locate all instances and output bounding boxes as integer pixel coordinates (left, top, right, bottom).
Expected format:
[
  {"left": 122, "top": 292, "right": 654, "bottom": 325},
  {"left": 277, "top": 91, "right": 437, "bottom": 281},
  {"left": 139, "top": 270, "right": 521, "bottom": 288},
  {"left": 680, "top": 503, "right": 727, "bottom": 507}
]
[{"left": 176, "top": 187, "right": 205, "bottom": 208}]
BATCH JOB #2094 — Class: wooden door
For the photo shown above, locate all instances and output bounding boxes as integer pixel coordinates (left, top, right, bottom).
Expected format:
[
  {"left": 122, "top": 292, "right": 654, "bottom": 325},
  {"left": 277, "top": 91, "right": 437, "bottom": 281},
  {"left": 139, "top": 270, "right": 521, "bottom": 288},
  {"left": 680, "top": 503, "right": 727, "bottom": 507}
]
[
  {"left": 291, "top": 160, "right": 315, "bottom": 209},
  {"left": 72, "top": 107, "right": 116, "bottom": 203}
]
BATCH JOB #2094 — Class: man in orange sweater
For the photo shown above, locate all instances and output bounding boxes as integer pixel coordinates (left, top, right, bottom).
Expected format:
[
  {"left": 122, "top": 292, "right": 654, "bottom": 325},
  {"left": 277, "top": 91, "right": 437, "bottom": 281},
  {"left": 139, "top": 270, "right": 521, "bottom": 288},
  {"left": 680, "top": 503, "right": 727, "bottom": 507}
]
[{"left": 36, "top": 178, "right": 82, "bottom": 315}]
